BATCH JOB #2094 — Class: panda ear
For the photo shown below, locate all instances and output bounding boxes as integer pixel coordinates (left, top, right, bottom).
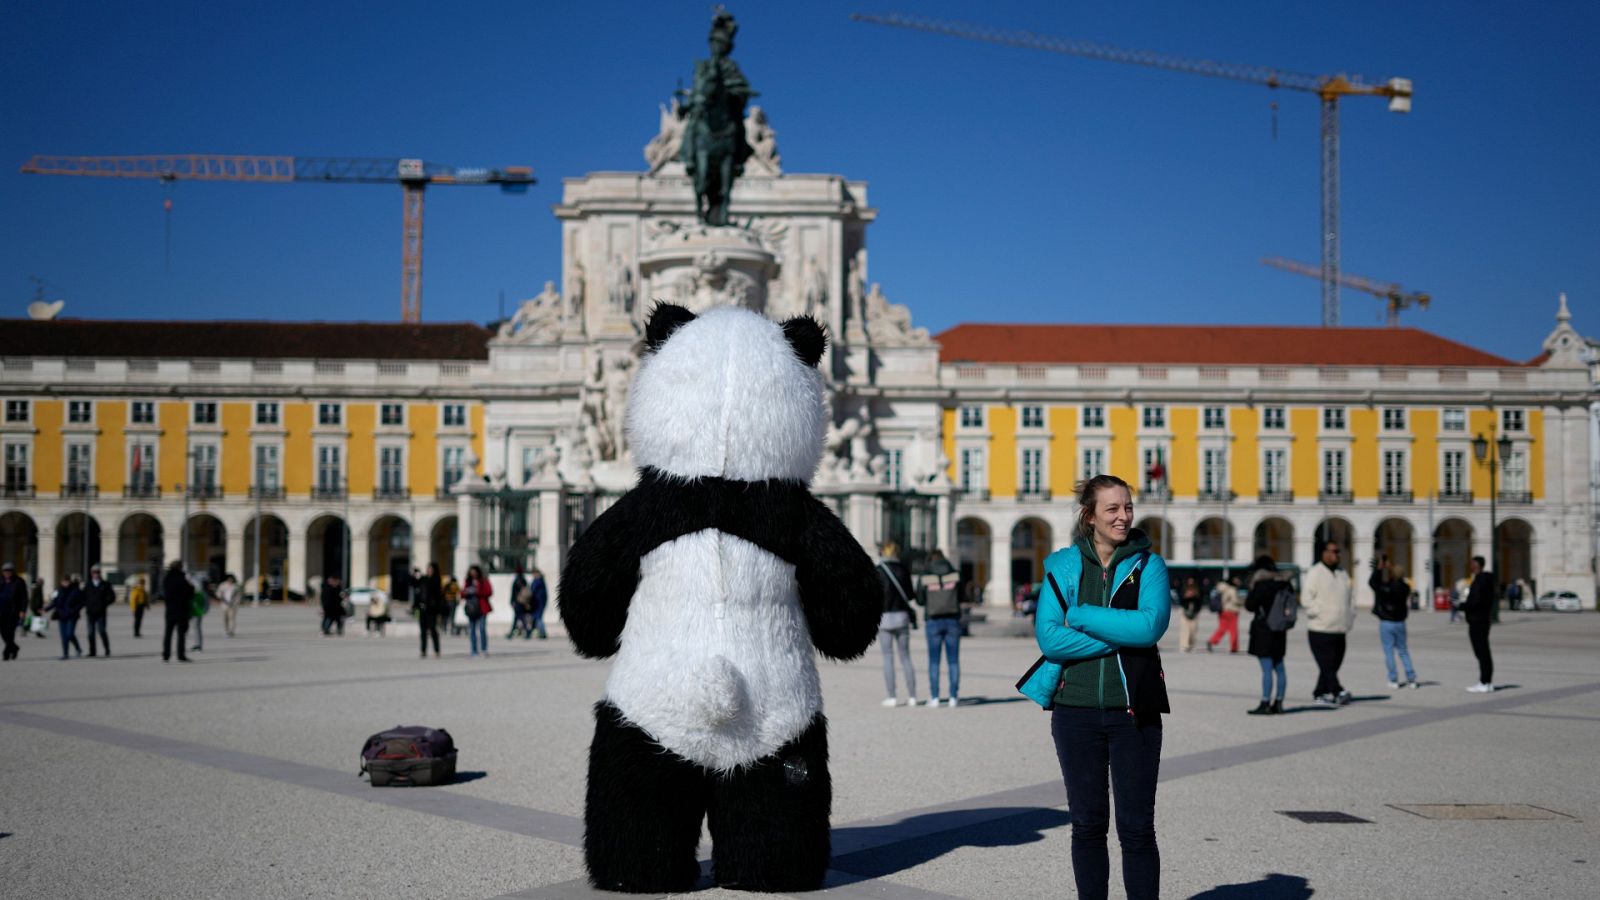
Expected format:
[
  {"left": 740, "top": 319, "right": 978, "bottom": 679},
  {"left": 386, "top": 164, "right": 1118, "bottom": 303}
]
[
  {"left": 780, "top": 315, "right": 827, "bottom": 368},
  {"left": 644, "top": 303, "right": 697, "bottom": 352}
]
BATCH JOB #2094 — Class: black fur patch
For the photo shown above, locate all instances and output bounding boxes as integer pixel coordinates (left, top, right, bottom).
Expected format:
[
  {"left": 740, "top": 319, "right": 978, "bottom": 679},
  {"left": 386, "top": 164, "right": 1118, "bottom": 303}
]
[
  {"left": 644, "top": 302, "right": 696, "bottom": 352},
  {"left": 557, "top": 468, "right": 881, "bottom": 662},
  {"left": 780, "top": 315, "right": 827, "bottom": 368},
  {"left": 584, "top": 701, "right": 833, "bottom": 892}
]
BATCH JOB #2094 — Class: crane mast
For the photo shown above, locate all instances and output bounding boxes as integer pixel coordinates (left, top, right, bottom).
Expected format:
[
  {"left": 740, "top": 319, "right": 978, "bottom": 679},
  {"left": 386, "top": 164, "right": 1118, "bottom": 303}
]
[
  {"left": 852, "top": 12, "right": 1413, "bottom": 326},
  {"left": 20, "top": 154, "right": 535, "bottom": 322}
]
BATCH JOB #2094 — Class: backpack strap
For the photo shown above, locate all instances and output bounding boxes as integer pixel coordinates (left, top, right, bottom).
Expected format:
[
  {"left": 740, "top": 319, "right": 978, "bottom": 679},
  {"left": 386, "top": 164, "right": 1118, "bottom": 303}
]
[{"left": 878, "top": 563, "right": 912, "bottom": 606}]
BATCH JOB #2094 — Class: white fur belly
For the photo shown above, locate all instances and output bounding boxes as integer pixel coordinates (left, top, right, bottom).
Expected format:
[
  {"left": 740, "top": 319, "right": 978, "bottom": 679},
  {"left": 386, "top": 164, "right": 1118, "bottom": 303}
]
[{"left": 604, "top": 529, "right": 821, "bottom": 772}]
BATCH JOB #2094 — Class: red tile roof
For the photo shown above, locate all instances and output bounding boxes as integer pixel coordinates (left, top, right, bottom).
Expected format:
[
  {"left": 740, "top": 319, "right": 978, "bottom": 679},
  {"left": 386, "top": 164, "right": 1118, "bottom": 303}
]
[
  {"left": 936, "top": 323, "right": 1519, "bottom": 368},
  {"left": 3, "top": 318, "right": 492, "bottom": 361}
]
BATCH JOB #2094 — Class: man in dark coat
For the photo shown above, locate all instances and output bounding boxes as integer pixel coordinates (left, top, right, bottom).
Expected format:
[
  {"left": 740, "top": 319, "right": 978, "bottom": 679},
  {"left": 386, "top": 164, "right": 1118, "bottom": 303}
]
[
  {"left": 1461, "top": 556, "right": 1497, "bottom": 693},
  {"left": 160, "top": 561, "right": 193, "bottom": 663},
  {"left": 0, "top": 561, "right": 26, "bottom": 661},
  {"left": 82, "top": 566, "right": 116, "bottom": 657},
  {"left": 320, "top": 575, "right": 345, "bottom": 635}
]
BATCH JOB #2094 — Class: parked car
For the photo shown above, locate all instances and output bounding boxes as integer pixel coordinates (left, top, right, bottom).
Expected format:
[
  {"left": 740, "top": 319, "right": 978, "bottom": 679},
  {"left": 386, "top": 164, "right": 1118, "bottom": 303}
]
[{"left": 1535, "top": 590, "right": 1584, "bottom": 612}]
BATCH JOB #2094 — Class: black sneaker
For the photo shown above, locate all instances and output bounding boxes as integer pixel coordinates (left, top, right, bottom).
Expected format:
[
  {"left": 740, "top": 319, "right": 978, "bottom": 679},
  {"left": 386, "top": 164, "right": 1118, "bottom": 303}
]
[{"left": 1336, "top": 690, "right": 1352, "bottom": 705}]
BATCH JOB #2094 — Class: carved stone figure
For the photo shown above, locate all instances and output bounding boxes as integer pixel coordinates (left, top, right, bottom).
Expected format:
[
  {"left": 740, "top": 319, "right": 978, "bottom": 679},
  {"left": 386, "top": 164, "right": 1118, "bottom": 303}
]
[
  {"left": 679, "top": 9, "right": 756, "bottom": 226},
  {"left": 864, "top": 282, "right": 932, "bottom": 346},
  {"left": 743, "top": 105, "right": 781, "bottom": 176},
  {"left": 608, "top": 254, "right": 636, "bottom": 315},
  {"left": 580, "top": 349, "right": 634, "bottom": 462},
  {"left": 568, "top": 263, "right": 587, "bottom": 323},
  {"left": 644, "top": 98, "right": 686, "bottom": 174},
  {"left": 498, "top": 281, "right": 563, "bottom": 342},
  {"left": 802, "top": 256, "right": 826, "bottom": 318},
  {"left": 846, "top": 248, "right": 867, "bottom": 329},
  {"left": 847, "top": 404, "right": 875, "bottom": 480}
]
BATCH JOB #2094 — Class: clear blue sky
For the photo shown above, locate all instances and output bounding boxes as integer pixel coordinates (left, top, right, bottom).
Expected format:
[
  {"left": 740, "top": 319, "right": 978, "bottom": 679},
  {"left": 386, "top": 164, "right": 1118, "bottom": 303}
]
[{"left": 4, "top": 0, "right": 1596, "bottom": 362}]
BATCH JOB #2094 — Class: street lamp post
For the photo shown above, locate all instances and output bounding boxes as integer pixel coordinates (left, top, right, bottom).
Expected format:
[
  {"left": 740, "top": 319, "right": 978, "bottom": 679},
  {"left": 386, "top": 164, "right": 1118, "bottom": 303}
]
[{"left": 1472, "top": 430, "right": 1513, "bottom": 611}]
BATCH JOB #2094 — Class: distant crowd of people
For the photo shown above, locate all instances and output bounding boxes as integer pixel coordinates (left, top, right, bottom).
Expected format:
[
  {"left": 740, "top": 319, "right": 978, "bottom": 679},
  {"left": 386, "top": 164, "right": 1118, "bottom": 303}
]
[{"left": 0, "top": 560, "right": 548, "bottom": 664}]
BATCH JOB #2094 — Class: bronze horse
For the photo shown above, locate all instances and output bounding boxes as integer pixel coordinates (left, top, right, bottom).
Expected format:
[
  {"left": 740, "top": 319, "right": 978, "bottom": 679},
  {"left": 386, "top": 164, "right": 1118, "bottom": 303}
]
[{"left": 680, "top": 12, "right": 755, "bottom": 227}]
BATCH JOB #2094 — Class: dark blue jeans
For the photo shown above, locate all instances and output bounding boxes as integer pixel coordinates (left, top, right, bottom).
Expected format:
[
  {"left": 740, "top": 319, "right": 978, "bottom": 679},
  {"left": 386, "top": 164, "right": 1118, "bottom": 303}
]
[
  {"left": 925, "top": 617, "right": 961, "bottom": 700},
  {"left": 1051, "top": 706, "right": 1162, "bottom": 900}
]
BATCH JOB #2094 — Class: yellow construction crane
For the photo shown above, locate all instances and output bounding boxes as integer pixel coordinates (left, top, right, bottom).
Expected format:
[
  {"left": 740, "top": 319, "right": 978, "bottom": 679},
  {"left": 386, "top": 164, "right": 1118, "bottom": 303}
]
[
  {"left": 1262, "top": 256, "right": 1429, "bottom": 327},
  {"left": 852, "top": 12, "right": 1413, "bottom": 327},
  {"left": 20, "top": 154, "right": 535, "bottom": 323}
]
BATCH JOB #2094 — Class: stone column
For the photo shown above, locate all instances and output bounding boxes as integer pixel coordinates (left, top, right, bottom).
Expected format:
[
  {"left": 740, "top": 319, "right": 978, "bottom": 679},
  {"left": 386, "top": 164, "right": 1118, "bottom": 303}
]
[
  {"left": 38, "top": 529, "right": 57, "bottom": 588},
  {"left": 161, "top": 523, "right": 183, "bottom": 580},
  {"left": 934, "top": 492, "right": 953, "bottom": 557},
  {"left": 534, "top": 485, "right": 565, "bottom": 601},
  {"left": 987, "top": 521, "right": 1013, "bottom": 609},
  {"left": 349, "top": 521, "right": 371, "bottom": 589},
  {"left": 287, "top": 529, "right": 308, "bottom": 600},
  {"left": 454, "top": 491, "right": 475, "bottom": 579},
  {"left": 845, "top": 488, "right": 880, "bottom": 551},
  {"left": 224, "top": 529, "right": 245, "bottom": 585}
]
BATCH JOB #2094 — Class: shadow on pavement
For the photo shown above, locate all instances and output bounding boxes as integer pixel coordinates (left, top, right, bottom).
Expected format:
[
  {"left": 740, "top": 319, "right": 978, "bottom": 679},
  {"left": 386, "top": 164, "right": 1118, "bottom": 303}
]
[
  {"left": 1278, "top": 705, "right": 1338, "bottom": 715},
  {"left": 1189, "top": 872, "right": 1314, "bottom": 898},
  {"left": 452, "top": 771, "right": 489, "bottom": 785},
  {"left": 959, "top": 696, "right": 1029, "bottom": 707},
  {"left": 829, "top": 806, "right": 1069, "bottom": 879},
  {"left": 1344, "top": 694, "right": 1391, "bottom": 704}
]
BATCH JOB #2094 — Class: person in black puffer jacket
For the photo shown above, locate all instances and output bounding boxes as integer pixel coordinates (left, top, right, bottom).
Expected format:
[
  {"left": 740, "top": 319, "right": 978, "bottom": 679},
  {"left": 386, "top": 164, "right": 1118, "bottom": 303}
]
[
  {"left": 1370, "top": 559, "right": 1419, "bottom": 689},
  {"left": 160, "top": 561, "right": 193, "bottom": 663}
]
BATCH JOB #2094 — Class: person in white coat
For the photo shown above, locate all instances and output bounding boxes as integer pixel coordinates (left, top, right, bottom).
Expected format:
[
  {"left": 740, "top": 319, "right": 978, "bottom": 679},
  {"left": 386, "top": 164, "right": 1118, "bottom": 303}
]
[{"left": 1301, "top": 541, "right": 1354, "bottom": 705}]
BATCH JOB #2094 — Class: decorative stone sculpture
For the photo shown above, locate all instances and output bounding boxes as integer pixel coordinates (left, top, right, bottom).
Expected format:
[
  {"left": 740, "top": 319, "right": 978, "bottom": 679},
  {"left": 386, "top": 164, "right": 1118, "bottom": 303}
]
[
  {"left": 608, "top": 255, "right": 636, "bottom": 315},
  {"left": 864, "top": 282, "right": 931, "bottom": 346},
  {"left": 802, "top": 256, "right": 826, "bottom": 318},
  {"left": 498, "top": 281, "right": 564, "bottom": 342},
  {"left": 568, "top": 263, "right": 587, "bottom": 333},
  {"left": 580, "top": 349, "right": 635, "bottom": 462},
  {"left": 644, "top": 98, "right": 686, "bottom": 174},
  {"left": 743, "top": 105, "right": 781, "bottom": 176},
  {"left": 846, "top": 248, "right": 867, "bottom": 330}
]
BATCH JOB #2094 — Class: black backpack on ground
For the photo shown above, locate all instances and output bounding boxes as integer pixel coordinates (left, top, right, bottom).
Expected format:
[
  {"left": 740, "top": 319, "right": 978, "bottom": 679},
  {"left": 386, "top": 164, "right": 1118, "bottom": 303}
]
[{"left": 360, "top": 725, "right": 457, "bottom": 787}]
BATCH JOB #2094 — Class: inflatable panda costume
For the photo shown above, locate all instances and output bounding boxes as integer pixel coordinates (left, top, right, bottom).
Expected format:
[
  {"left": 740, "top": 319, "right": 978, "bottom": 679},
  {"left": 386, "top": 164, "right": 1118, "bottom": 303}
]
[{"left": 559, "top": 304, "right": 881, "bottom": 893}]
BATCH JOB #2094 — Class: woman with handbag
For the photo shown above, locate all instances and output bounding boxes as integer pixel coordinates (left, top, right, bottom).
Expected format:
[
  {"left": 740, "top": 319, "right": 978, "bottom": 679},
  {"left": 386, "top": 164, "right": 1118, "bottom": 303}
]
[
  {"left": 1019, "top": 474, "right": 1171, "bottom": 900},
  {"left": 875, "top": 541, "right": 920, "bottom": 707},
  {"left": 462, "top": 566, "right": 492, "bottom": 657}
]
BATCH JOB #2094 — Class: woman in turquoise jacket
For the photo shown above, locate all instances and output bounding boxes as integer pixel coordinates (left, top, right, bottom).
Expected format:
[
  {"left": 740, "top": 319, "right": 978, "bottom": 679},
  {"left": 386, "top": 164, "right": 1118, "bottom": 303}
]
[{"left": 1018, "top": 473, "right": 1170, "bottom": 900}]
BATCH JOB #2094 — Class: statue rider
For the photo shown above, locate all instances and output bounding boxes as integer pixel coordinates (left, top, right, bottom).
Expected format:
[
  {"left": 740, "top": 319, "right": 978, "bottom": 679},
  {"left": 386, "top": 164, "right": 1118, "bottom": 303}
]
[{"left": 679, "top": 9, "right": 756, "bottom": 226}]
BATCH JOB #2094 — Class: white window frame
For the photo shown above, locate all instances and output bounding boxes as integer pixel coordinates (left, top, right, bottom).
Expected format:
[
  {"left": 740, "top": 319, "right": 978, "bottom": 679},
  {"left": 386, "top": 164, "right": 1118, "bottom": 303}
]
[
  {"left": 1322, "top": 449, "right": 1347, "bottom": 495},
  {"left": 317, "top": 402, "right": 343, "bottom": 427},
  {"left": 1261, "top": 406, "right": 1286, "bottom": 431},
  {"left": 255, "top": 402, "right": 280, "bottom": 426},
  {"left": 1202, "top": 447, "right": 1228, "bottom": 495},
  {"left": 3, "top": 399, "right": 29, "bottom": 424},
  {"left": 1262, "top": 448, "right": 1287, "bottom": 495},
  {"left": 441, "top": 403, "right": 468, "bottom": 428},
  {"left": 885, "top": 448, "right": 904, "bottom": 489},
  {"left": 441, "top": 445, "right": 467, "bottom": 490},
  {"left": 65, "top": 440, "right": 94, "bottom": 489},
  {"left": 1202, "top": 406, "right": 1227, "bottom": 430},
  {"left": 1382, "top": 449, "right": 1408, "bottom": 495},
  {"left": 1501, "top": 408, "right": 1526, "bottom": 434},
  {"left": 1381, "top": 407, "right": 1407, "bottom": 432},
  {"left": 3, "top": 441, "right": 29, "bottom": 490},
  {"left": 1080, "top": 445, "right": 1105, "bottom": 481},
  {"left": 1502, "top": 448, "right": 1528, "bottom": 493},
  {"left": 315, "top": 444, "right": 344, "bottom": 493},
  {"left": 67, "top": 400, "right": 94, "bottom": 424},
  {"left": 1020, "top": 447, "right": 1044, "bottom": 494},
  {"left": 1442, "top": 448, "right": 1466, "bottom": 496},
  {"left": 1081, "top": 405, "right": 1106, "bottom": 429},
  {"left": 958, "top": 405, "right": 984, "bottom": 430},
  {"left": 1019, "top": 405, "right": 1045, "bottom": 430},
  {"left": 128, "top": 438, "right": 157, "bottom": 491},
  {"left": 253, "top": 443, "right": 281, "bottom": 492},
  {"left": 1141, "top": 445, "right": 1169, "bottom": 495},
  {"left": 1322, "top": 406, "right": 1346, "bottom": 432},
  {"left": 130, "top": 401, "right": 156, "bottom": 425},
  {"left": 191, "top": 442, "right": 219, "bottom": 493},
  {"left": 380, "top": 403, "right": 405, "bottom": 427},
  {"left": 1141, "top": 405, "right": 1166, "bottom": 430},
  {"left": 1441, "top": 408, "right": 1466, "bottom": 432},
  {"left": 193, "top": 401, "right": 218, "bottom": 425},
  {"left": 378, "top": 444, "right": 406, "bottom": 493},
  {"left": 959, "top": 446, "right": 986, "bottom": 491}
]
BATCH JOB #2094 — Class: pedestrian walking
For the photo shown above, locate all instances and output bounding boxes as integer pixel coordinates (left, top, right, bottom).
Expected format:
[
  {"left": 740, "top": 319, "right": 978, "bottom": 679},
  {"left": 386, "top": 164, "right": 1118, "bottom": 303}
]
[
  {"left": 82, "top": 566, "right": 115, "bottom": 657},
  {"left": 875, "top": 541, "right": 919, "bottom": 707},
  {"left": 1177, "top": 576, "right": 1203, "bottom": 652},
  {"left": 462, "top": 565, "right": 491, "bottom": 656},
  {"left": 1206, "top": 576, "right": 1243, "bottom": 653},
  {"left": 444, "top": 576, "right": 462, "bottom": 636},
  {"left": 1370, "top": 559, "right": 1419, "bottom": 689},
  {"left": 418, "top": 562, "right": 443, "bottom": 658},
  {"left": 190, "top": 577, "right": 210, "bottom": 652},
  {"left": 1244, "top": 556, "right": 1291, "bottom": 715},
  {"left": 1024, "top": 474, "right": 1171, "bottom": 900},
  {"left": 218, "top": 574, "right": 241, "bottom": 637},
  {"left": 128, "top": 576, "right": 149, "bottom": 637},
  {"left": 365, "top": 587, "right": 390, "bottom": 636},
  {"left": 1462, "top": 556, "right": 1497, "bottom": 693},
  {"left": 1302, "top": 541, "right": 1354, "bottom": 705},
  {"left": 0, "top": 561, "right": 26, "bottom": 661},
  {"left": 507, "top": 566, "right": 529, "bottom": 639},
  {"left": 918, "top": 548, "right": 963, "bottom": 707},
  {"left": 45, "top": 577, "right": 85, "bottom": 659},
  {"left": 159, "top": 560, "right": 192, "bottom": 663},
  {"left": 527, "top": 566, "right": 549, "bottom": 639},
  {"left": 30, "top": 577, "right": 46, "bottom": 635},
  {"left": 319, "top": 575, "right": 345, "bottom": 636}
]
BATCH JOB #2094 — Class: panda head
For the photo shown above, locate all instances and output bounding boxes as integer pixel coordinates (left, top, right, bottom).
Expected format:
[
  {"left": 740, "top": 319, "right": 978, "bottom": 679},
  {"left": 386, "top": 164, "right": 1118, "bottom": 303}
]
[{"left": 627, "top": 303, "right": 827, "bottom": 483}]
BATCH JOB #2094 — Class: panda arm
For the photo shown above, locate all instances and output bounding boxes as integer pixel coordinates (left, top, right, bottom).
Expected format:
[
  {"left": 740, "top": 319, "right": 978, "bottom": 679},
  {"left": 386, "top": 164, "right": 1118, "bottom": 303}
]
[
  {"left": 558, "top": 473, "right": 718, "bottom": 658},
  {"left": 793, "top": 496, "right": 882, "bottom": 661}
]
